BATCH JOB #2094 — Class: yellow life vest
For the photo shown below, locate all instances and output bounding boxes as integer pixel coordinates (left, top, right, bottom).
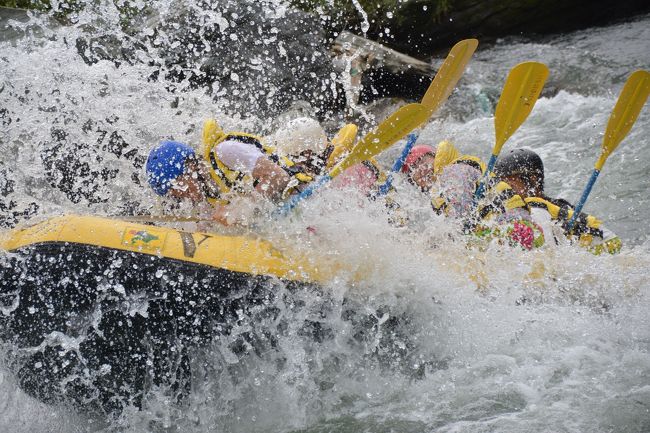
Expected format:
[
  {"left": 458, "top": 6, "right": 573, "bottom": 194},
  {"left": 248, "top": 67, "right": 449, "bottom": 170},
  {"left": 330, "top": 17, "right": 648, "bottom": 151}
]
[
  {"left": 524, "top": 196, "right": 621, "bottom": 254},
  {"left": 431, "top": 153, "right": 523, "bottom": 219},
  {"left": 430, "top": 140, "right": 491, "bottom": 214},
  {"left": 433, "top": 141, "right": 487, "bottom": 175},
  {"left": 470, "top": 183, "right": 545, "bottom": 250},
  {"left": 201, "top": 119, "right": 314, "bottom": 201},
  {"left": 524, "top": 197, "right": 600, "bottom": 228},
  {"left": 478, "top": 181, "right": 528, "bottom": 217}
]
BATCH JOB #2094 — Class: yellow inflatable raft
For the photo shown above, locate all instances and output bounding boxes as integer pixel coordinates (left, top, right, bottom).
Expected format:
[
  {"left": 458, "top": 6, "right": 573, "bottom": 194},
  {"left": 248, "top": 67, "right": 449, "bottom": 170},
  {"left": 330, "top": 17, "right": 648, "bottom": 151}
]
[{"left": 0, "top": 215, "right": 331, "bottom": 415}]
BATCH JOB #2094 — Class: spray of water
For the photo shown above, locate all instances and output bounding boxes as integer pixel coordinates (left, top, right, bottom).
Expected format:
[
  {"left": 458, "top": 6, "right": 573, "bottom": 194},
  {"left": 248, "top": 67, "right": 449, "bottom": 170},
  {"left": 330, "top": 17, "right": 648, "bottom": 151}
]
[
  {"left": 1, "top": 2, "right": 650, "bottom": 431},
  {"left": 350, "top": 0, "right": 370, "bottom": 36}
]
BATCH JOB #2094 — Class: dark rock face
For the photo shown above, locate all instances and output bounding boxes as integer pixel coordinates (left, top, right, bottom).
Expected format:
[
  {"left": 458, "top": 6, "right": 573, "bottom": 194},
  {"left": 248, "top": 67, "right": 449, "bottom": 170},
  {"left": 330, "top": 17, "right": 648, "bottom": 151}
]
[
  {"left": 355, "top": 0, "right": 650, "bottom": 56},
  {"left": 359, "top": 68, "right": 431, "bottom": 104},
  {"left": 71, "top": 0, "right": 342, "bottom": 118},
  {"left": 145, "top": 0, "right": 341, "bottom": 118}
]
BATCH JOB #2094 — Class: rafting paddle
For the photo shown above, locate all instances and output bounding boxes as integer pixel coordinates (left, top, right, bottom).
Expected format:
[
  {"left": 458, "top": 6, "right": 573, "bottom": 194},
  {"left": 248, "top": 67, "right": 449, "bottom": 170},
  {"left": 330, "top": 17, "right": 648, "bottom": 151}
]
[
  {"left": 566, "top": 69, "right": 650, "bottom": 232},
  {"left": 277, "top": 103, "right": 431, "bottom": 215},
  {"left": 474, "top": 61, "right": 549, "bottom": 200},
  {"left": 376, "top": 38, "right": 479, "bottom": 195},
  {"left": 326, "top": 124, "right": 359, "bottom": 168}
]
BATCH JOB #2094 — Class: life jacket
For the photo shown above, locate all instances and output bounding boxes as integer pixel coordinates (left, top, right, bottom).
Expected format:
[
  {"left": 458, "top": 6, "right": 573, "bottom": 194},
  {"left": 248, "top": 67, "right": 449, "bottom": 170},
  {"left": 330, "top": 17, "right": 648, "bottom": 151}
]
[
  {"left": 201, "top": 119, "right": 315, "bottom": 202},
  {"left": 449, "top": 155, "right": 485, "bottom": 174},
  {"left": 476, "top": 180, "right": 529, "bottom": 220},
  {"left": 433, "top": 141, "right": 486, "bottom": 175},
  {"left": 430, "top": 154, "right": 524, "bottom": 219},
  {"left": 456, "top": 182, "right": 543, "bottom": 250},
  {"left": 430, "top": 147, "right": 543, "bottom": 249},
  {"left": 524, "top": 196, "right": 621, "bottom": 254},
  {"left": 429, "top": 141, "right": 487, "bottom": 216}
]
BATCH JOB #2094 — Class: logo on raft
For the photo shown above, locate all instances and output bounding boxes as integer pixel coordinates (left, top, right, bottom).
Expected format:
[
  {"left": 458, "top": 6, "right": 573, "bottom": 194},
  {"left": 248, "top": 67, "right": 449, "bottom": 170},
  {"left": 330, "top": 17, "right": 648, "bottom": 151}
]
[
  {"left": 129, "top": 230, "right": 159, "bottom": 244},
  {"left": 122, "top": 227, "right": 166, "bottom": 251}
]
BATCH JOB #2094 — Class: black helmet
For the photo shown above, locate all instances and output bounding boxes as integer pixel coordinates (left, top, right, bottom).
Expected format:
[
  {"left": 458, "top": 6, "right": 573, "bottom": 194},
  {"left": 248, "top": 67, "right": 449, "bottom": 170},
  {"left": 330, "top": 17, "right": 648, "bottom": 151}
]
[{"left": 494, "top": 149, "right": 544, "bottom": 191}]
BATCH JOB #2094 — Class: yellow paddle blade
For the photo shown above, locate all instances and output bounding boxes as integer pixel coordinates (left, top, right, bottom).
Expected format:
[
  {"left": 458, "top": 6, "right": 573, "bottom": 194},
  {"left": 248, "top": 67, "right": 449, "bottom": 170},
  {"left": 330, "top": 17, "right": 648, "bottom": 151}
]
[
  {"left": 494, "top": 62, "right": 549, "bottom": 154},
  {"left": 329, "top": 103, "right": 430, "bottom": 179},
  {"left": 595, "top": 69, "right": 650, "bottom": 170},
  {"left": 202, "top": 118, "right": 225, "bottom": 148},
  {"left": 326, "top": 123, "right": 359, "bottom": 168},
  {"left": 421, "top": 38, "right": 478, "bottom": 113}
]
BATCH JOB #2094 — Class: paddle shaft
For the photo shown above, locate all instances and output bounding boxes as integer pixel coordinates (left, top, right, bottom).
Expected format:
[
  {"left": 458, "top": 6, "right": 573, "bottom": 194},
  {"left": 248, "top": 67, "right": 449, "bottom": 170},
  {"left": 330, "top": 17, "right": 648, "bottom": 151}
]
[
  {"left": 474, "top": 153, "right": 498, "bottom": 200},
  {"left": 567, "top": 70, "right": 650, "bottom": 232},
  {"left": 376, "top": 132, "right": 419, "bottom": 196},
  {"left": 377, "top": 39, "right": 478, "bottom": 197},
  {"left": 277, "top": 174, "right": 331, "bottom": 215},
  {"left": 566, "top": 169, "right": 600, "bottom": 231}
]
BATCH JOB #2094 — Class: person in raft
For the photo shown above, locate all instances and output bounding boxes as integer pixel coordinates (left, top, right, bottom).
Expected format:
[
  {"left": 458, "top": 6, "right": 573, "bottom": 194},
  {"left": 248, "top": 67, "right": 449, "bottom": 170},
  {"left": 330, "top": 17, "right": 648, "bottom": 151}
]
[
  {"left": 145, "top": 117, "right": 330, "bottom": 225},
  {"left": 493, "top": 149, "right": 621, "bottom": 254},
  {"left": 401, "top": 141, "right": 545, "bottom": 250}
]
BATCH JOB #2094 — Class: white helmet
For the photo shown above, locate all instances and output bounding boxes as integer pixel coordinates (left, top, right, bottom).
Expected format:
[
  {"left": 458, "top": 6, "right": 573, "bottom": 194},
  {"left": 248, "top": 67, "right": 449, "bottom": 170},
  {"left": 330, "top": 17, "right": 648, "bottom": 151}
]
[{"left": 268, "top": 117, "right": 328, "bottom": 156}]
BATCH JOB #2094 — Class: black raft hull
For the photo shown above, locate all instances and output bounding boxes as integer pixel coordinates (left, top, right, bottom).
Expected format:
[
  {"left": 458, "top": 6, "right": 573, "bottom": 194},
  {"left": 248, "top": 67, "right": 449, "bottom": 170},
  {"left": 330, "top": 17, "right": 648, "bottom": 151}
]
[{"left": 0, "top": 216, "right": 328, "bottom": 415}]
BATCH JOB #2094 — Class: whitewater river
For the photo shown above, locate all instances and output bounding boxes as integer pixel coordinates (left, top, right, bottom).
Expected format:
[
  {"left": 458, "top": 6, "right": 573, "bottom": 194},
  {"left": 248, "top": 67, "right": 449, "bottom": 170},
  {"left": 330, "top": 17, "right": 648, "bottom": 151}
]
[{"left": 1, "top": 3, "right": 649, "bottom": 432}]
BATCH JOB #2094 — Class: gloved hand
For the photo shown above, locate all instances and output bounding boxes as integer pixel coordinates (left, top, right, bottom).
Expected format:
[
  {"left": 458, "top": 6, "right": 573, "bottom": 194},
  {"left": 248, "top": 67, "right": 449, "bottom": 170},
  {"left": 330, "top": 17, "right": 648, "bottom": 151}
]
[{"left": 558, "top": 203, "right": 590, "bottom": 237}]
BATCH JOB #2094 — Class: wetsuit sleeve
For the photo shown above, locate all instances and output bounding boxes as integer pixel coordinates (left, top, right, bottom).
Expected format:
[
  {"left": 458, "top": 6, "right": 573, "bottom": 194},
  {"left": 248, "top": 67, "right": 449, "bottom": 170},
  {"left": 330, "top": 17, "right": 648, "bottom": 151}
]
[{"left": 215, "top": 139, "right": 265, "bottom": 174}]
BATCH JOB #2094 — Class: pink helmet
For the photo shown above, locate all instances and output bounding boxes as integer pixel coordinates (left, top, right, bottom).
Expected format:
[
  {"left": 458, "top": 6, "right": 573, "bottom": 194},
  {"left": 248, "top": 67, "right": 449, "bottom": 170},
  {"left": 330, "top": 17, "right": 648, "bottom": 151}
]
[
  {"left": 332, "top": 162, "right": 379, "bottom": 194},
  {"left": 401, "top": 145, "right": 436, "bottom": 173}
]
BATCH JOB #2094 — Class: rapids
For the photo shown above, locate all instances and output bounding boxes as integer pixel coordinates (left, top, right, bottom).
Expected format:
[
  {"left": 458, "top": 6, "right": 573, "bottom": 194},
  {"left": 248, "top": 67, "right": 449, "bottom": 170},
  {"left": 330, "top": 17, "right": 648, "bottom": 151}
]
[{"left": 1, "top": 2, "right": 649, "bottom": 432}]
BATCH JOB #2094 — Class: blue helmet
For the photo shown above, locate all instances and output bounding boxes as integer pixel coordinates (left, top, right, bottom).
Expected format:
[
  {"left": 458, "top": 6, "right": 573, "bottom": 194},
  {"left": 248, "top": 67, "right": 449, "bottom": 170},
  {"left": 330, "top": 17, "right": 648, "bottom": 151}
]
[{"left": 146, "top": 140, "right": 196, "bottom": 196}]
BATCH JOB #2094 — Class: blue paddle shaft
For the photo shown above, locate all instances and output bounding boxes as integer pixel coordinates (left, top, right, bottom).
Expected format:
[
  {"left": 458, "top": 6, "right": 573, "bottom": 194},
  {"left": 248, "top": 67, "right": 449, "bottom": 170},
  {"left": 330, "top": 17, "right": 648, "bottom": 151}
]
[
  {"left": 280, "top": 132, "right": 418, "bottom": 213},
  {"left": 277, "top": 174, "right": 332, "bottom": 215},
  {"left": 377, "top": 132, "right": 419, "bottom": 196},
  {"left": 566, "top": 169, "right": 600, "bottom": 232},
  {"left": 474, "top": 153, "right": 498, "bottom": 200},
  {"left": 391, "top": 133, "right": 419, "bottom": 172}
]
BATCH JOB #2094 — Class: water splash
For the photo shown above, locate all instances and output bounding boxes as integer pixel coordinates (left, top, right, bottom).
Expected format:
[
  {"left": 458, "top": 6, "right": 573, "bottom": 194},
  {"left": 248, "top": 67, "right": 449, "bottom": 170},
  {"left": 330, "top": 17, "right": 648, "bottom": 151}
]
[
  {"left": 1, "top": 3, "right": 650, "bottom": 432},
  {"left": 351, "top": 0, "right": 370, "bottom": 35}
]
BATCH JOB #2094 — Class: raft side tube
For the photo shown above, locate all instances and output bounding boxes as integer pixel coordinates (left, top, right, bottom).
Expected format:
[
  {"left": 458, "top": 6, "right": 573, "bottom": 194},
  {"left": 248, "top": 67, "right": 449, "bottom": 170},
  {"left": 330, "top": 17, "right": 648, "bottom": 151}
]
[{"left": 0, "top": 215, "right": 330, "bottom": 284}]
